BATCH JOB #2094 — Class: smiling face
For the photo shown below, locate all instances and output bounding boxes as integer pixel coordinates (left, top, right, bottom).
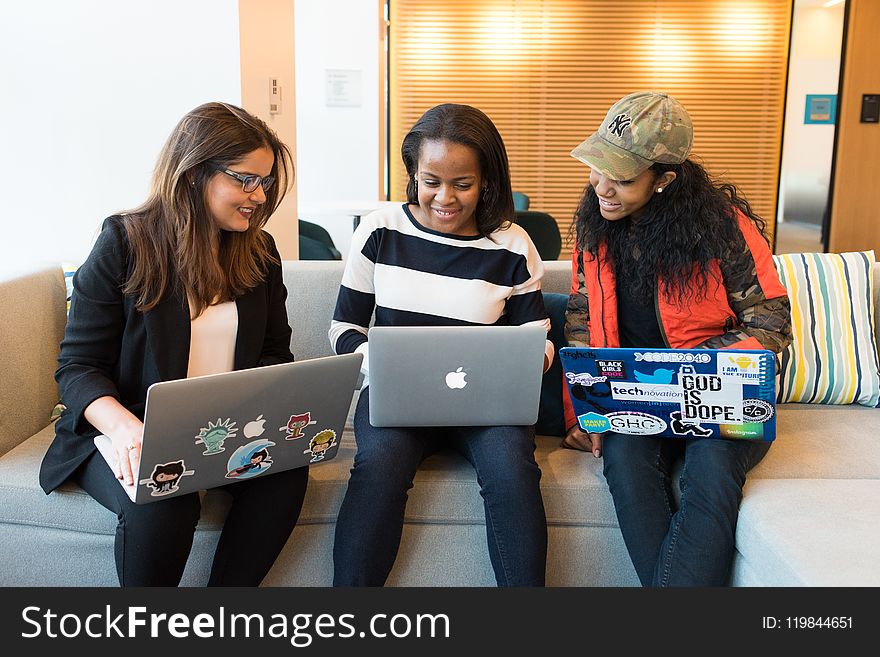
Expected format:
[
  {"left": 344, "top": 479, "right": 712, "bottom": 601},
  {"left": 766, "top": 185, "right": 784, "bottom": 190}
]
[
  {"left": 205, "top": 146, "right": 275, "bottom": 233},
  {"left": 412, "top": 139, "right": 482, "bottom": 236},
  {"left": 588, "top": 167, "right": 676, "bottom": 222}
]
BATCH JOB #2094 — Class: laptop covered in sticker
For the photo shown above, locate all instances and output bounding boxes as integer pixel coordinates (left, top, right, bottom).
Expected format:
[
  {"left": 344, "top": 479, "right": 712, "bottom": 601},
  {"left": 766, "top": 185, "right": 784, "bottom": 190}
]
[
  {"left": 559, "top": 347, "right": 777, "bottom": 441},
  {"left": 367, "top": 325, "right": 547, "bottom": 427},
  {"left": 94, "top": 353, "right": 362, "bottom": 504}
]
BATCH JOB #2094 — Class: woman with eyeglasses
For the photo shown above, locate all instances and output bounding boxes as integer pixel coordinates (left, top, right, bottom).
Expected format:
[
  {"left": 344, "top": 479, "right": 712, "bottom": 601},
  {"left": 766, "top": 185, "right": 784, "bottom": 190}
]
[{"left": 39, "top": 102, "right": 307, "bottom": 586}]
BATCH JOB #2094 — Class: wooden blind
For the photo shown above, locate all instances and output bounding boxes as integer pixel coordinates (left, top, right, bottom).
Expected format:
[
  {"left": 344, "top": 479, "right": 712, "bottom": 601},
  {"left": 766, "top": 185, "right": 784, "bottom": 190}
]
[{"left": 389, "top": 0, "right": 791, "bottom": 252}]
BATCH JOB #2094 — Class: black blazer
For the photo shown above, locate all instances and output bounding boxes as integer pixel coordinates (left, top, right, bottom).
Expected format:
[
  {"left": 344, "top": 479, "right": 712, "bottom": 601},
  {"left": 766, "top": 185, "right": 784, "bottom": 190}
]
[{"left": 39, "top": 216, "right": 294, "bottom": 494}]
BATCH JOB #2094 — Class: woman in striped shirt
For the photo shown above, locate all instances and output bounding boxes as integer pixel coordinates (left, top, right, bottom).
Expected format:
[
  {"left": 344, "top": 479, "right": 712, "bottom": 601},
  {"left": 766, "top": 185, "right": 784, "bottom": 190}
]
[{"left": 329, "top": 104, "right": 553, "bottom": 586}]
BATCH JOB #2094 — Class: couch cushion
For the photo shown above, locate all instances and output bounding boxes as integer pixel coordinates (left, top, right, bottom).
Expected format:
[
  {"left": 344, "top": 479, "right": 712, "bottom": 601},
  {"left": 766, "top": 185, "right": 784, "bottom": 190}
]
[
  {"left": 0, "top": 420, "right": 615, "bottom": 541},
  {"left": 15, "top": 404, "right": 876, "bottom": 538},
  {"left": 0, "top": 425, "right": 116, "bottom": 535},
  {"left": 749, "top": 403, "right": 880, "bottom": 480},
  {"left": 735, "top": 478, "right": 880, "bottom": 586},
  {"left": 9, "top": 406, "right": 875, "bottom": 537},
  {"left": 0, "top": 424, "right": 233, "bottom": 535},
  {"left": 774, "top": 251, "right": 880, "bottom": 407},
  {"left": 301, "top": 431, "right": 615, "bottom": 527},
  {"left": 0, "top": 267, "right": 67, "bottom": 456},
  {"left": 283, "top": 261, "right": 344, "bottom": 361}
]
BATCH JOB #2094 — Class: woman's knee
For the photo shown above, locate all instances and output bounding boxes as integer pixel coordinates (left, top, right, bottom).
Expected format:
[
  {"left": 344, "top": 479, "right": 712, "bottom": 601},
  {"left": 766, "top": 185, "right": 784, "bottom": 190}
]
[
  {"left": 480, "top": 456, "right": 542, "bottom": 496},
  {"left": 682, "top": 441, "right": 754, "bottom": 491}
]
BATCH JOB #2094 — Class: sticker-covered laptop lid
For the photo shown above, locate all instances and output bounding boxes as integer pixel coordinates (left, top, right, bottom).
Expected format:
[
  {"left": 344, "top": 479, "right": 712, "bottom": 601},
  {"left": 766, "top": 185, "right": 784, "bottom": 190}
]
[
  {"left": 559, "top": 347, "right": 777, "bottom": 441},
  {"left": 94, "top": 353, "right": 363, "bottom": 504}
]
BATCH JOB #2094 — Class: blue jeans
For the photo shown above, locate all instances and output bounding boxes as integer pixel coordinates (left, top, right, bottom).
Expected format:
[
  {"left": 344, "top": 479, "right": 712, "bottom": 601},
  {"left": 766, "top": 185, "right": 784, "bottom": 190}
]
[
  {"left": 602, "top": 434, "right": 770, "bottom": 587},
  {"left": 333, "top": 388, "right": 547, "bottom": 586}
]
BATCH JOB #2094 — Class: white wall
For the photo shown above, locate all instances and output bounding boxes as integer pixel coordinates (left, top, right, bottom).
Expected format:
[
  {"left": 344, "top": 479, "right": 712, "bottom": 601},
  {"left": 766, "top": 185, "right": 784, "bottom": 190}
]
[
  {"left": 778, "top": 0, "right": 845, "bottom": 226},
  {"left": 1, "top": 0, "right": 241, "bottom": 270},
  {"left": 294, "top": 0, "right": 381, "bottom": 258}
]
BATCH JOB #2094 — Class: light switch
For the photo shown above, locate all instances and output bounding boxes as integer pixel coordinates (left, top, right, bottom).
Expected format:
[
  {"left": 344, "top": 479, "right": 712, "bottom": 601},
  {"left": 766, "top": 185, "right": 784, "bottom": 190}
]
[{"left": 269, "top": 78, "right": 282, "bottom": 115}]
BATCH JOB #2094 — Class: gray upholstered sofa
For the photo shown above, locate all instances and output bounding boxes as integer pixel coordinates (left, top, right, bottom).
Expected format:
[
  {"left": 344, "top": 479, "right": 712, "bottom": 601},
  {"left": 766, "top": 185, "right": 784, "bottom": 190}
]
[{"left": 1, "top": 259, "right": 878, "bottom": 586}]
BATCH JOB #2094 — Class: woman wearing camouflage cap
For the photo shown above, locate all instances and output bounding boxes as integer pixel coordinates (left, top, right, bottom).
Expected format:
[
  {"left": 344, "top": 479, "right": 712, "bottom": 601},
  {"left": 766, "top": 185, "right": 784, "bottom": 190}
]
[{"left": 561, "top": 92, "right": 792, "bottom": 586}]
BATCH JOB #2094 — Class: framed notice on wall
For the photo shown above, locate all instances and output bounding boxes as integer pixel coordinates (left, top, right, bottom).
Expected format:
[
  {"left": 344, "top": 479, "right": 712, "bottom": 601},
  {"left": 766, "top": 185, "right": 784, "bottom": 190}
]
[
  {"left": 804, "top": 94, "right": 837, "bottom": 124},
  {"left": 325, "top": 69, "right": 362, "bottom": 108}
]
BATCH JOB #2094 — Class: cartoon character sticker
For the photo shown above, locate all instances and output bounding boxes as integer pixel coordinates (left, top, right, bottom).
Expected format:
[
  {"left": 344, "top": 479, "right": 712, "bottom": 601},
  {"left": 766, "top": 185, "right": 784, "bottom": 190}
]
[
  {"left": 304, "top": 429, "right": 337, "bottom": 463},
  {"left": 139, "top": 460, "right": 195, "bottom": 497},
  {"left": 195, "top": 418, "right": 238, "bottom": 455},
  {"left": 225, "top": 439, "right": 276, "bottom": 479},
  {"left": 280, "top": 412, "right": 316, "bottom": 440}
]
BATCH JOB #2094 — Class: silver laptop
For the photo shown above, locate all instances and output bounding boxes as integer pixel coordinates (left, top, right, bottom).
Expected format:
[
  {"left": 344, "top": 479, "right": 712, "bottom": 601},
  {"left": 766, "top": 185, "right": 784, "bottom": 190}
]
[
  {"left": 94, "top": 353, "right": 362, "bottom": 504},
  {"left": 367, "top": 325, "right": 547, "bottom": 427}
]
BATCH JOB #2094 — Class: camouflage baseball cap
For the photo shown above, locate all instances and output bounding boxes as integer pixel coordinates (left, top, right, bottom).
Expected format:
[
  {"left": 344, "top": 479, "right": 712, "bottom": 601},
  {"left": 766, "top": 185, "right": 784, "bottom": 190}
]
[{"left": 570, "top": 92, "right": 693, "bottom": 180}]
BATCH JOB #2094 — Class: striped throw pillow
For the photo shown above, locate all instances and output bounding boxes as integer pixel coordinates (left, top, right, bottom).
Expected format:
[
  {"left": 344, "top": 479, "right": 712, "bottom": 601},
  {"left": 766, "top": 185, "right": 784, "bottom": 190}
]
[{"left": 773, "top": 251, "right": 880, "bottom": 407}]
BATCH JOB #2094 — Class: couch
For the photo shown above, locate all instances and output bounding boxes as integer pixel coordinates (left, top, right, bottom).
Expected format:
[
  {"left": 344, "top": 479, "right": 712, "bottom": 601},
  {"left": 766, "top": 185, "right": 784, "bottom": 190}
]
[{"left": 1, "top": 259, "right": 878, "bottom": 586}]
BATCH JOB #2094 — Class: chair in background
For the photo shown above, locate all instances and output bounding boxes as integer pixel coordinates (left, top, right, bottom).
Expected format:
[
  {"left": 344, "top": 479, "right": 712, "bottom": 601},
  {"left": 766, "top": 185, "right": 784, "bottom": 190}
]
[
  {"left": 513, "top": 210, "right": 562, "bottom": 261},
  {"left": 512, "top": 191, "right": 531, "bottom": 211},
  {"left": 298, "top": 219, "right": 342, "bottom": 260}
]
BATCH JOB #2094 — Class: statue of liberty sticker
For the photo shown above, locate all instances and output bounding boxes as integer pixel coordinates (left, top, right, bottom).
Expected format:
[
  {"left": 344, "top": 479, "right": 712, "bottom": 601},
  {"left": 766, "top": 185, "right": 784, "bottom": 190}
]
[{"left": 195, "top": 418, "right": 238, "bottom": 455}]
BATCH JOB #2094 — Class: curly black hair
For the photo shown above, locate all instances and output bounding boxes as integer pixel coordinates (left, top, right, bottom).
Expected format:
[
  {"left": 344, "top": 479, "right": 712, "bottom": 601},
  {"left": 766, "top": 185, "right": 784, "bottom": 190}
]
[{"left": 572, "top": 159, "right": 768, "bottom": 305}]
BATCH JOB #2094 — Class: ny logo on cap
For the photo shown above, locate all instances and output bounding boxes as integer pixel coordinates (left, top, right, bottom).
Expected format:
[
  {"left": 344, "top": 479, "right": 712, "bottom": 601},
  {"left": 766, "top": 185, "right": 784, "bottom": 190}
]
[{"left": 607, "top": 113, "right": 632, "bottom": 137}]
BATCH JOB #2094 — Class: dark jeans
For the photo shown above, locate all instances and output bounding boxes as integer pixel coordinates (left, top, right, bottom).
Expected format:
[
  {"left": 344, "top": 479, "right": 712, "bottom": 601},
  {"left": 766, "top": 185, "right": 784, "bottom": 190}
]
[
  {"left": 602, "top": 433, "right": 771, "bottom": 587},
  {"left": 74, "top": 450, "right": 309, "bottom": 586},
  {"left": 333, "top": 388, "right": 548, "bottom": 586}
]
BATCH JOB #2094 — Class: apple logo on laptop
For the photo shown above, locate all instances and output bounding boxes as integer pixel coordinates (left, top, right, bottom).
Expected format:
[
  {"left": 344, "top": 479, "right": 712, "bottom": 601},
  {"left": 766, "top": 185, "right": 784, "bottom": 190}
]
[
  {"left": 445, "top": 367, "right": 468, "bottom": 389},
  {"left": 243, "top": 414, "right": 267, "bottom": 438}
]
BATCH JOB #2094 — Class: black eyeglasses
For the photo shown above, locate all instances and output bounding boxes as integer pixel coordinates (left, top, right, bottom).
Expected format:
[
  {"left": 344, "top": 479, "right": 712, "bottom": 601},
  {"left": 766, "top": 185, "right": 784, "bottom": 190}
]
[{"left": 217, "top": 167, "right": 276, "bottom": 193}]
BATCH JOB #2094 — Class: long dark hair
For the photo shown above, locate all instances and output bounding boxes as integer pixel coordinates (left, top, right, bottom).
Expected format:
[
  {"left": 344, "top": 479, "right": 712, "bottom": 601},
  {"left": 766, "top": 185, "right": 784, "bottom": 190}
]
[
  {"left": 401, "top": 103, "right": 514, "bottom": 236},
  {"left": 573, "top": 159, "right": 768, "bottom": 304},
  {"left": 121, "top": 102, "right": 294, "bottom": 315}
]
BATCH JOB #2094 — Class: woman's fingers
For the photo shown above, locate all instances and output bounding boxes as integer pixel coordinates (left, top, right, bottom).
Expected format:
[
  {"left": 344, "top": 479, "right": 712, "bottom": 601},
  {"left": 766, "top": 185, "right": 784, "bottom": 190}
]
[
  {"left": 113, "top": 439, "right": 140, "bottom": 485},
  {"left": 126, "top": 442, "right": 141, "bottom": 485},
  {"left": 562, "top": 427, "right": 603, "bottom": 458},
  {"left": 588, "top": 432, "right": 602, "bottom": 458}
]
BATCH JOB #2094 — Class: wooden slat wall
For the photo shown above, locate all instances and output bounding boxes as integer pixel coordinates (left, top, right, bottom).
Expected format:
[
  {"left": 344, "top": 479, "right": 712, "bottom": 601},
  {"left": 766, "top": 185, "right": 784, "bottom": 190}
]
[{"left": 390, "top": 0, "right": 791, "bottom": 252}]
